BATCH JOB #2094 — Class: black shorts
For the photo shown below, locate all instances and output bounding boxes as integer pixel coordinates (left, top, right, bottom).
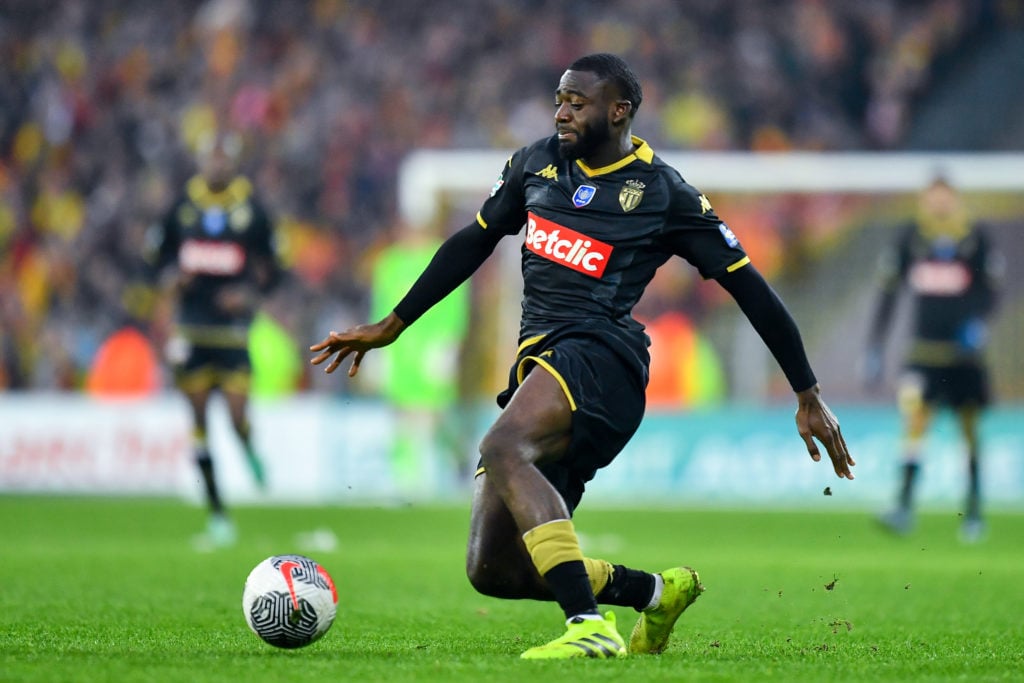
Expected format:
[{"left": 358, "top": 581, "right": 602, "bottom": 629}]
[
  {"left": 495, "top": 327, "right": 648, "bottom": 513},
  {"left": 174, "top": 344, "right": 252, "bottom": 394},
  {"left": 905, "top": 362, "right": 990, "bottom": 409}
]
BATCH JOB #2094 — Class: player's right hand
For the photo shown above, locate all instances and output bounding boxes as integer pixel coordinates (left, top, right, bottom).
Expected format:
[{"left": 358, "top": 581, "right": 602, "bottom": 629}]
[{"left": 309, "top": 312, "right": 407, "bottom": 377}]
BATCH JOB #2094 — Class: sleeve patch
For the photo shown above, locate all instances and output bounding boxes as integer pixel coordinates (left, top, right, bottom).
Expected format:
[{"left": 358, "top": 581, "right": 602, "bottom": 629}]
[{"left": 718, "top": 222, "right": 739, "bottom": 248}]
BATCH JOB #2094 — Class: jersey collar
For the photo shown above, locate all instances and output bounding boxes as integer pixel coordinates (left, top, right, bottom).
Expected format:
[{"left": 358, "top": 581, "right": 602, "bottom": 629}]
[
  {"left": 186, "top": 175, "right": 253, "bottom": 209},
  {"left": 575, "top": 136, "right": 654, "bottom": 177}
]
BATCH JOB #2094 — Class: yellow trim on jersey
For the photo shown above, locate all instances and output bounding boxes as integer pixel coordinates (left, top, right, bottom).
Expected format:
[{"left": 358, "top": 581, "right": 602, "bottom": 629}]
[
  {"left": 476, "top": 212, "right": 488, "bottom": 228},
  {"left": 726, "top": 256, "right": 751, "bottom": 272},
  {"left": 576, "top": 136, "right": 654, "bottom": 176},
  {"left": 517, "top": 355, "right": 577, "bottom": 411},
  {"left": 631, "top": 136, "right": 655, "bottom": 163},
  {"left": 186, "top": 175, "right": 253, "bottom": 209},
  {"left": 176, "top": 366, "right": 251, "bottom": 394},
  {"left": 516, "top": 333, "right": 547, "bottom": 355},
  {"left": 178, "top": 324, "right": 250, "bottom": 348},
  {"left": 907, "top": 340, "right": 970, "bottom": 366}
]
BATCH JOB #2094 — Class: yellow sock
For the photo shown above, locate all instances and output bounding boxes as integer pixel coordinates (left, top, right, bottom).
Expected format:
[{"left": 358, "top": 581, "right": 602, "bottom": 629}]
[
  {"left": 522, "top": 519, "right": 584, "bottom": 575},
  {"left": 583, "top": 557, "right": 613, "bottom": 596}
]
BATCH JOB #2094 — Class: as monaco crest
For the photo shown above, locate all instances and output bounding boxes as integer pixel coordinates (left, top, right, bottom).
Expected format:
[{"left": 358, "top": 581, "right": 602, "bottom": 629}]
[{"left": 619, "top": 179, "right": 645, "bottom": 212}]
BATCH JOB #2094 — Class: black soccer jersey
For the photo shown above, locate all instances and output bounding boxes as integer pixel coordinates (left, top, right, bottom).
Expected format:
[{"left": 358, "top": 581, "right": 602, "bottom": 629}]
[
  {"left": 148, "top": 175, "right": 279, "bottom": 347},
  {"left": 880, "top": 221, "right": 999, "bottom": 364},
  {"left": 477, "top": 135, "right": 749, "bottom": 358}
]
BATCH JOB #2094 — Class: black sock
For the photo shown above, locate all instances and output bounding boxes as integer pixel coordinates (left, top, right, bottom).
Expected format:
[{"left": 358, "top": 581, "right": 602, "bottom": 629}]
[
  {"left": 898, "top": 462, "right": 919, "bottom": 510},
  {"left": 596, "top": 565, "right": 656, "bottom": 611},
  {"left": 544, "top": 561, "right": 599, "bottom": 620},
  {"left": 196, "top": 451, "right": 224, "bottom": 515}
]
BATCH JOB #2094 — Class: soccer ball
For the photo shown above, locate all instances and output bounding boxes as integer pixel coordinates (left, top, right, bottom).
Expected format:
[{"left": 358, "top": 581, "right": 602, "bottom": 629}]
[{"left": 242, "top": 554, "right": 338, "bottom": 648}]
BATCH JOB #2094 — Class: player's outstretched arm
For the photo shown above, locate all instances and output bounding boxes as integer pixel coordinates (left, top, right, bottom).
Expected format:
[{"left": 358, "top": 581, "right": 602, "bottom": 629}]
[
  {"left": 795, "top": 384, "right": 855, "bottom": 480},
  {"left": 310, "top": 312, "right": 406, "bottom": 377},
  {"left": 717, "top": 264, "right": 854, "bottom": 479},
  {"left": 312, "top": 221, "right": 503, "bottom": 377}
]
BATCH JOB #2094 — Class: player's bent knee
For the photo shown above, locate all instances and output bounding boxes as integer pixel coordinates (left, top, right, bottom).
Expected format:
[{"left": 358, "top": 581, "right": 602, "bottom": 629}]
[{"left": 478, "top": 425, "right": 543, "bottom": 474}]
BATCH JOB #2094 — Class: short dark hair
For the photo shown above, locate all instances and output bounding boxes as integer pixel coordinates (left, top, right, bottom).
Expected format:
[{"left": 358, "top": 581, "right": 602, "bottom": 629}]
[{"left": 567, "top": 53, "right": 643, "bottom": 118}]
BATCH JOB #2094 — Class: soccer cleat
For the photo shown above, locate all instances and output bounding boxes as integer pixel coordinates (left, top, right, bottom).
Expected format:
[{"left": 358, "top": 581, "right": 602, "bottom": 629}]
[
  {"left": 520, "top": 611, "right": 626, "bottom": 660},
  {"left": 877, "top": 508, "right": 914, "bottom": 536},
  {"left": 192, "top": 513, "right": 237, "bottom": 552},
  {"left": 629, "top": 566, "right": 703, "bottom": 655},
  {"left": 959, "top": 516, "right": 986, "bottom": 544}
]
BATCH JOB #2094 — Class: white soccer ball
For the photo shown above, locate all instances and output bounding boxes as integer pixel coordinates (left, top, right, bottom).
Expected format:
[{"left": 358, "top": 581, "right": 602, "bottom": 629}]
[{"left": 242, "top": 554, "right": 338, "bottom": 648}]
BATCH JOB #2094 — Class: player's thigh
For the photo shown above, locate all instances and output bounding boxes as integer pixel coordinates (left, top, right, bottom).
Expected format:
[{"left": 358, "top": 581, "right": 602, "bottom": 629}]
[
  {"left": 479, "top": 366, "right": 572, "bottom": 468},
  {"left": 956, "top": 405, "right": 982, "bottom": 447}
]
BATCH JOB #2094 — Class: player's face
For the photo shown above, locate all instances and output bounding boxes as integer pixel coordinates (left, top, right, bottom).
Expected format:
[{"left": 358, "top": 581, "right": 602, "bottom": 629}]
[
  {"left": 921, "top": 182, "right": 961, "bottom": 220},
  {"left": 554, "top": 70, "right": 615, "bottom": 161},
  {"left": 200, "top": 146, "right": 235, "bottom": 190}
]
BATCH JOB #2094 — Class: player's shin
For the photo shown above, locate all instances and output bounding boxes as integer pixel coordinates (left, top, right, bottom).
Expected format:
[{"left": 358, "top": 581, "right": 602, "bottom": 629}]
[{"left": 522, "top": 519, "right": 599, "bottom": 619}]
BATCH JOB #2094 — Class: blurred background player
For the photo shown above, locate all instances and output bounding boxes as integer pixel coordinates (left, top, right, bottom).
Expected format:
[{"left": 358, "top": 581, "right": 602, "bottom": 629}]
[
  {"left": 866, "top": 175, "right": 1002, "bottom": 542},
  {"left": 146, "top": 131, "right": 282, "bottom": 547},
  {"left": 368, "top": 221, "right": 471, "bottom": 495}
]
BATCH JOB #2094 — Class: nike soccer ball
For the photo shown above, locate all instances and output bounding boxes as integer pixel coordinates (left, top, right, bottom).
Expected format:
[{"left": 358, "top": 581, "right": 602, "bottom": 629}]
[{"left": 242, "top": 554, "right": 338, "bottom": 648}]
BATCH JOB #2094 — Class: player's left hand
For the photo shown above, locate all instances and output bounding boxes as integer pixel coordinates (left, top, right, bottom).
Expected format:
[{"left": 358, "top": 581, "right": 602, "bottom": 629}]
[
  {"left": 309, "top": 312, "right": 407, "bottom": 377},
  {"left": 795, "top": 384, "right": 855, "bottom": 480}
]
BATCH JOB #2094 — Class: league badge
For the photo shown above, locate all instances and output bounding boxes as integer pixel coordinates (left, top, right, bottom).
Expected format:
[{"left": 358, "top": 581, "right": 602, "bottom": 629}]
[{"left": 572, "top": 185, "right": 597, "bottom": 208}]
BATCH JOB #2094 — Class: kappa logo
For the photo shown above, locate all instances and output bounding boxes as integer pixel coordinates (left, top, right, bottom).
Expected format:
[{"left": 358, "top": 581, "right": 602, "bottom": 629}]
[
  {"left": 699, "top": 194, "right": 713, "bottom": 214},
  {"left": 525, "top": 212, "right": 612, "bottom": 278},
  {"left": 534, "top": 164, "right": 558, "bottom": 180}
]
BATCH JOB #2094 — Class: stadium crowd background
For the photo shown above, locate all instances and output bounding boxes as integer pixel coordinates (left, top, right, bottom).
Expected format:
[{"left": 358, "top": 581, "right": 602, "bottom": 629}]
[{"left": 0, "top": 0, "right": 1020, "bottom": 399}]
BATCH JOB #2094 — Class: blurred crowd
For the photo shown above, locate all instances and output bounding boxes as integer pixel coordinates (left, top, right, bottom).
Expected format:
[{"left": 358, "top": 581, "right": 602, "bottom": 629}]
[{"left": 0, "top": 0, "right": 1008, "bottom": 390}]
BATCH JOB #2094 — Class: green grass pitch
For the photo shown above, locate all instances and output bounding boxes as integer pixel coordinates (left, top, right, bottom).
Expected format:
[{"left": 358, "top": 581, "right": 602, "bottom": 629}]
[{"left": 1, "top": 496, "right": 1021, "bottom": 682}]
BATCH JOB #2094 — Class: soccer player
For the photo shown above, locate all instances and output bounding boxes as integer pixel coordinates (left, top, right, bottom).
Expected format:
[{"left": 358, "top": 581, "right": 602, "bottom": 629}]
[
  {"left": 866, "top": 175, "right": 1001, "bottom": 543},
  {"left": 311, "top": 54, "right": 854, "bottom": 658},
  {"left": 148, "top": 131, "right": 282, "bottom": 548}
]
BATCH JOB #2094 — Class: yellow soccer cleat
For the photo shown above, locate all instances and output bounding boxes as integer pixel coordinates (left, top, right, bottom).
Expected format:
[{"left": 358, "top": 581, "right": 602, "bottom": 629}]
[
  {"left": 629, "top": 566, "right": 704, "bottom": 655},
  {"left": 520, "top": 611, "right": 627, "bottom": 660}
]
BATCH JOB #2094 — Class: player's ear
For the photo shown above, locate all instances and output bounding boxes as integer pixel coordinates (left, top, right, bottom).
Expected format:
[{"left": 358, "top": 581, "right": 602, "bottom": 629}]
[{"left": 611, "top": 99, "right": 632, "bottom": 126}]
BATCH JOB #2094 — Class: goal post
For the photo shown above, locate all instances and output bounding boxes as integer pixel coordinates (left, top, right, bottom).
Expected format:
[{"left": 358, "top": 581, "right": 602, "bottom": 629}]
[{"left": 398, "top": 150, "right": 1024, "bottom": 224}]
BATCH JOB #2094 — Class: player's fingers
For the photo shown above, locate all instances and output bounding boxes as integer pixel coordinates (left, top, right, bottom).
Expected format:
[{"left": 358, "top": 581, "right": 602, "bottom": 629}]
[
  {"left": 802, "top": 433, "right": 821, "bottom": 462},
  {"left": 826, "top": 432, "right": 855, "bottom": 480},
  {"left": 348, "top": 351, "right": 365, "bottom": 377},
  {"left": 310, "top": 349, "right": 332, "bottom": 365},
  {"left": 325, "top": 347, "right": 352, "bottom": 374},
  {"left": 309, "top": 331, "right": 340, "bottom": 353},
  {"left": 837, "top": 427, "right": 856, "bottom": 467}
]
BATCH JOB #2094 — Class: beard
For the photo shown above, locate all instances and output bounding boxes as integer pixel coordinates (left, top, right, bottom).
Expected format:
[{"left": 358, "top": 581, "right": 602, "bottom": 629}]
[{"left": 557, "top": 118, "right": 611, "bottom": 161}]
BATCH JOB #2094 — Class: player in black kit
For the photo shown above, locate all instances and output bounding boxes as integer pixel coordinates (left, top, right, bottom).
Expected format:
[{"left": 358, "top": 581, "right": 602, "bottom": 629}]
[
  {"left": 311, "top": 54, "right": 854, "bottom": 658},
  {"left": 867, "top": 176, "right": 1001, "bottom": 543},
  {"left": 148, "top": 132, "right": 281, "bottom": 548}
]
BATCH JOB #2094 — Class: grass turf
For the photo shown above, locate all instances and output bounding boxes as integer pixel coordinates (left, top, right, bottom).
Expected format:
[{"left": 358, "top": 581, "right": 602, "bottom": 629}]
[{"left": 1, "top": 497, "right": 1021, "bottom": 682}]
